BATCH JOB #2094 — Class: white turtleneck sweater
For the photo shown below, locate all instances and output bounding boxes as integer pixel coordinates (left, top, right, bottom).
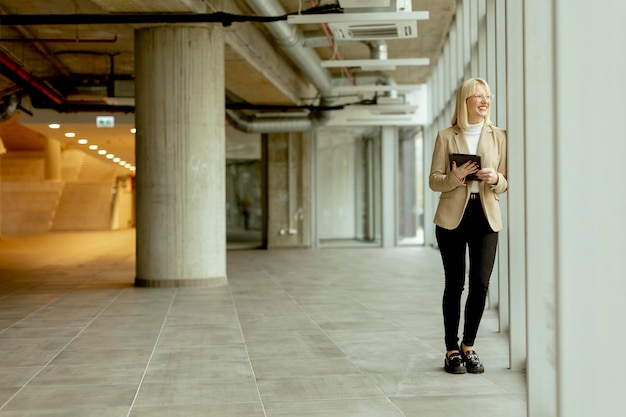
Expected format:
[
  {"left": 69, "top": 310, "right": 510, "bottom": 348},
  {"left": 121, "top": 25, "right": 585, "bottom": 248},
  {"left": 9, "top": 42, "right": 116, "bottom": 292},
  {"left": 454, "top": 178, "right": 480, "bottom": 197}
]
[{"left": 465, "top": 121, "right": 483, "bottom": 192}]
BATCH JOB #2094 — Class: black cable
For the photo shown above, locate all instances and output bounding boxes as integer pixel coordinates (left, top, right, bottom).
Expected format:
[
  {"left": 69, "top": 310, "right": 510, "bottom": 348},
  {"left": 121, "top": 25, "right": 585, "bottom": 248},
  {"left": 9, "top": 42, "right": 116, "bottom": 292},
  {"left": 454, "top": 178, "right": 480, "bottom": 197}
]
[{"left": 0, "top": 6, "right": 344, "bottom": 27}]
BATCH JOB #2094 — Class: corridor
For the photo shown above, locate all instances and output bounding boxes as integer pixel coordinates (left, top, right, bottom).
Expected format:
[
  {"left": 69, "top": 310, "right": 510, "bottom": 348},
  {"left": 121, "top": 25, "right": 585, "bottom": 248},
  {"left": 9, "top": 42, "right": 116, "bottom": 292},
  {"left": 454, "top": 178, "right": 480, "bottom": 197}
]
[{"left": 0, "top": 231, "right": 526, "bottom": 416}]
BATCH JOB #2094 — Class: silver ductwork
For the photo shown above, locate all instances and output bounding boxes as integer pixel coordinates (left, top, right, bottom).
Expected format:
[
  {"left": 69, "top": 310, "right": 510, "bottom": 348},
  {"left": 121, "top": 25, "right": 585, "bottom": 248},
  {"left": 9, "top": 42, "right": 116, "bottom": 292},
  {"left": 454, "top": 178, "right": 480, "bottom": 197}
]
[
  {"left": 225, "top": 108, "right": 331, "bottom": 133},
  {"left": 227, "top": 0, "right": 336, "bottom": 133},
  {"left": 244, "top": 0, "right": 334, "bottom": 98},
  {"left": 0, "top": 94, "right": 20, "bottom": 122}
]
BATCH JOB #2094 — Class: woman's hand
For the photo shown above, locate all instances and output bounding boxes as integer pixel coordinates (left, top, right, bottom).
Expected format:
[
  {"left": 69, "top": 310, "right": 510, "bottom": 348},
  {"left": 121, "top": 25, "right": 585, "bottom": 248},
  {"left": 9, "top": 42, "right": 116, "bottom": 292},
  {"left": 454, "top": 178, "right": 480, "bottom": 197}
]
[
  {"left": 476, "top": 167, "right": 499, "bottom": 185},
  {"left": 452, "top": 160, "right": 479, "bottom": 180}
]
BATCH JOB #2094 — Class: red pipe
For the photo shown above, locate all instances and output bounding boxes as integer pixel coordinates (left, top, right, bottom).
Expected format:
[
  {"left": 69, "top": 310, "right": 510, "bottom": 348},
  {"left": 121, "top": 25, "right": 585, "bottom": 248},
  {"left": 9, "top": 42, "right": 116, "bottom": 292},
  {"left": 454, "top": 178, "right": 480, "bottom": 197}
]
[
  {"left": 307, "top": 0, "right": 355, "bottom": 86},
  {"left": 0, "top": 52, "right": 64, "bottom": 105}
]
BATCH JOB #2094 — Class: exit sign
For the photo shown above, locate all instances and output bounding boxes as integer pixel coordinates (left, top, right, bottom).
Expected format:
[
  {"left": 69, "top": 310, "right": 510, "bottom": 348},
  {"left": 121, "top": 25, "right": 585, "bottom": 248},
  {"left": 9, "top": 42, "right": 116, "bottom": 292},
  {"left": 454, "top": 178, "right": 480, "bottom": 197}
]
[{"left": 96, "top": 116, "right": 115, "bottom": 128}]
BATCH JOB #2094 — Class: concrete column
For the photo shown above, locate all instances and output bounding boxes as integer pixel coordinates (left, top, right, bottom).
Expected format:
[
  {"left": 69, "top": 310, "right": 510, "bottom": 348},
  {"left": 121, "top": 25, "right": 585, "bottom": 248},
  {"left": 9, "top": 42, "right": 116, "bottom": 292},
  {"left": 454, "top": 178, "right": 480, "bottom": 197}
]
[
  {"left": 263, "top": 132, "right": 312, "bottom": 248},
  {"left": 381, "top": 126, "right": 396, "bottom": 248},
  {"left": 44, "top": 137, "right": 62, "bottom": 180},
  {"left": 0, "top": 137, "right": 5, "bottom": 236},
  {"left": 524, "top": 0, "right": 557, "bottom": 415},
  {"left": 552, "top": 1, "right": 626, "bottom": 416},
  {"left": 134, "top": 24, "right": 226, "bottom": 287},
  {"left": 505, "top": 0, "right": 527, "bottom": 371}
]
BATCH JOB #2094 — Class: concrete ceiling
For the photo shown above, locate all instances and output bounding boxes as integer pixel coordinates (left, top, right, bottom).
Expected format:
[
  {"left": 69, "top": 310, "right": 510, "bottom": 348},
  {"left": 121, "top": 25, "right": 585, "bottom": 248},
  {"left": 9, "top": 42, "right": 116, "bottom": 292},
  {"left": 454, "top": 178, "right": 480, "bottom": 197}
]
[{"left": 0, "top": 0, "right": 455, "bottom": 166}]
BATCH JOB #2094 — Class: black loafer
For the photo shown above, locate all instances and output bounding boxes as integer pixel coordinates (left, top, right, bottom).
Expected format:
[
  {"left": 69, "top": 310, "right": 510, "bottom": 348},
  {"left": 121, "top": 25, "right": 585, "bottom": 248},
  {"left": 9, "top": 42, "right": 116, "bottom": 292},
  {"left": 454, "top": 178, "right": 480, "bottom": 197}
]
[
  {"left": 460, "top": 346, "right": 485, "bottom": 374},
  {"left": 444, "top": 351, "right": 466, "bottom": 374}
]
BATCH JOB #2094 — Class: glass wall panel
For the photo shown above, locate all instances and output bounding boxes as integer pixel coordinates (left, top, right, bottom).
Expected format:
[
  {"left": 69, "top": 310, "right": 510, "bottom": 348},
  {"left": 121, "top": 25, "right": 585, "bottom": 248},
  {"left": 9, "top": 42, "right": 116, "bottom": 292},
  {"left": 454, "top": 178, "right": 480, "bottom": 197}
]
[{"left": 316, "top": 126, "right": 381, "bottom": 247}]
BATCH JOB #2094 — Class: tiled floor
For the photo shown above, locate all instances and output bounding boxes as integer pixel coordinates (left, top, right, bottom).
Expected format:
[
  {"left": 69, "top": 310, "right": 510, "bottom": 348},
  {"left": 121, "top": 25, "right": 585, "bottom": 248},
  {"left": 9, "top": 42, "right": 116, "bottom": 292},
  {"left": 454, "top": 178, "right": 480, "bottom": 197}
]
[{"left": 0, "top": 230, "right": 527, "bottom": 417}]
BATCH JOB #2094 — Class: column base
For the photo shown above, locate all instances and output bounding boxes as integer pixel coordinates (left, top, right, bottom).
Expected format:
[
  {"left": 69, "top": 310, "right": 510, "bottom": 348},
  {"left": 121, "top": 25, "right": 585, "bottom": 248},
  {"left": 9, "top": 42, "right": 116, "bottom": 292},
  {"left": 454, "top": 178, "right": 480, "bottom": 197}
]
[{"left": 134, "top": 276, "right": 228, "bottom": 288}]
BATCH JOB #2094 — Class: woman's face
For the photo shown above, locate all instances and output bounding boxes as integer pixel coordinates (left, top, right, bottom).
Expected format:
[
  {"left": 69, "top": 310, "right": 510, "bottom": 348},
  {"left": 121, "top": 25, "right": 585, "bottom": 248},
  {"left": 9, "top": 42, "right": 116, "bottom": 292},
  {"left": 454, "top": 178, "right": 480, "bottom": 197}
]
[{"left": 466, "top": 83, "right": 490, "bottom": 124}]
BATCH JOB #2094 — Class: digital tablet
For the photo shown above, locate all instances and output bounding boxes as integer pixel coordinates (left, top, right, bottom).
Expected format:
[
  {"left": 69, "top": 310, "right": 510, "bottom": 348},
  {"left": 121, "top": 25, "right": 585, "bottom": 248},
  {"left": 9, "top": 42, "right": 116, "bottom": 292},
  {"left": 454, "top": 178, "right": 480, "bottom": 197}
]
[{"left": 450, "top": 153, "right": 482, "bottom": 181}]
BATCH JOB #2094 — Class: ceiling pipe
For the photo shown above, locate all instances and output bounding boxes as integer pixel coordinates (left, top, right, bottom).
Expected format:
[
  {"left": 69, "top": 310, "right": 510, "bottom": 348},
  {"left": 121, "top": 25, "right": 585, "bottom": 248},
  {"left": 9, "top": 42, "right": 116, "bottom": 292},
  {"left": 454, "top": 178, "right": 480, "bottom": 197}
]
[
  {"left": 225, "top": 109, "right": 330, "bottom": 133},
  {"left": 0, "top": 51, "right": 133, "bottom": 113},
  {"left": 362, "top": 41, "right": 398, "bottom": 99},
  {"left": 0, "top": 3, "right": 72, "bottom": 79},
  {"left": 244, "top": 0, "right": 334, "bottom": 98},
  {"left": 0, "top": 51, "right": 64, "bottom": 106},
  {"left": 227, "top": 0, "right": 340, "bottom": 132},
  {"left": 1, "top": 5, "right": 341, "bottom": 130}
]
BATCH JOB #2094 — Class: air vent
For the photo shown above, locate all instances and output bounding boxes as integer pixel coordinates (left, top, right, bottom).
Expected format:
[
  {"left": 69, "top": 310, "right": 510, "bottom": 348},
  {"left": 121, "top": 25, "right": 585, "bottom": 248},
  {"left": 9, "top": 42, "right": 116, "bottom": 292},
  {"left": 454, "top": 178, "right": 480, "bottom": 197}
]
[
  {"left": 330, "top": 21, "right": 417, "bottom": 40},
  {"left": 340, "top": 0, "right": 391, "bottom": 7}
]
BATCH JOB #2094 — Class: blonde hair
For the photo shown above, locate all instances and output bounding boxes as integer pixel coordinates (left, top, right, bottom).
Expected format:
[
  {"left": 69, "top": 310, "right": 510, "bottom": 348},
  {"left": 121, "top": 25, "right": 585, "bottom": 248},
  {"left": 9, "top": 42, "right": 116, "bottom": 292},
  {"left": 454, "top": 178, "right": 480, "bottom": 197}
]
[{"left": 451, "top": 78, "right": 493, "bottom": 129}]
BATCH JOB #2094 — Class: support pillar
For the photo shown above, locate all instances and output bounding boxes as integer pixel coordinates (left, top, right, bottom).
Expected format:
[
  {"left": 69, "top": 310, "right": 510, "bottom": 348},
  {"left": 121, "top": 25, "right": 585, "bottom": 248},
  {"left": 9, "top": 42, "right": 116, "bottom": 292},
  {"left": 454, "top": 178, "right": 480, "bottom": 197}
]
[
  {"left": 134, "top": 24, "right": 226, "bottom": 287},
  {"left": 0, "top": 137, "right": 5, "bottom": 235},
  {"left": 44, "top": 137, "right": 62, "bottom": 181}
]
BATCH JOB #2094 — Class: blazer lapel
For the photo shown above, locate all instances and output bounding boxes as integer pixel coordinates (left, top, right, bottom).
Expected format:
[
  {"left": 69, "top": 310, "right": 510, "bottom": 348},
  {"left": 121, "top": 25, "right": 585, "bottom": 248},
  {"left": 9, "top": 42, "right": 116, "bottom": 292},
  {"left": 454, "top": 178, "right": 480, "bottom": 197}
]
[
  {"left": 453, "top": 127, "right": 470, "bottom": 154},
  {"left": 476, "top": 124, "right": 493, "bottom": 158}
]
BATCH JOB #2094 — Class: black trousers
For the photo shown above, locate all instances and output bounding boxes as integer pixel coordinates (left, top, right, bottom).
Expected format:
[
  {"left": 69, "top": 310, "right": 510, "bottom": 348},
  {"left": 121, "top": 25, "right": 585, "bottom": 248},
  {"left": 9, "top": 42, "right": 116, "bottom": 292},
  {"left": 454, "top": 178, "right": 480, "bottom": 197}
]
[{"left": 436, "top": 198, "right": 498, "bottom": 351}]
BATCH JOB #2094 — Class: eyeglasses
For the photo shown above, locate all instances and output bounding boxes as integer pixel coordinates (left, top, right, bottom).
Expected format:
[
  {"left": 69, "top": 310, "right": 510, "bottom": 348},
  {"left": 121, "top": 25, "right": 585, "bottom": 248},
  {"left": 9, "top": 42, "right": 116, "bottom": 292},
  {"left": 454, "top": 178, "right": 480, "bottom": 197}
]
[{"left": 467, "top": 94, "right": 495, "bottom": 102}]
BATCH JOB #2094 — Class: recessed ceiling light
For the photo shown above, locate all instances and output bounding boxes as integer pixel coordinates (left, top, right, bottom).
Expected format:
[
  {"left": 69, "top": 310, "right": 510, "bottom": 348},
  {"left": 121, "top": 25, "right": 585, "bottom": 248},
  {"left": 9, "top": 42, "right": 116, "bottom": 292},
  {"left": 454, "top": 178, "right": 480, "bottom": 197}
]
[
  {"left": 119, "top": 160, "right": 127, "bottom": 165},
  {"left": 77, "top": 139, "right": 88, "bottom": 145},
  {"left": 48, "top": 123, "right": 60, "bottom": 129},
  {"left": 113, "top": 157, "right": 121, "bottom": 163},
  {"left": 64, "top": 132, "right": 76, "bottom": 138},
  {"left": 106, "top": 154, "right": 115, "bottom": 159},
  {"left": 98, "top": 150, "right": 107, "bottom": 155},
  {"left": 130, "top": 128, "right": 136, "bottom": 134},
  {"left": 88, "top": 145, "right": 98, "bottom": 150}
]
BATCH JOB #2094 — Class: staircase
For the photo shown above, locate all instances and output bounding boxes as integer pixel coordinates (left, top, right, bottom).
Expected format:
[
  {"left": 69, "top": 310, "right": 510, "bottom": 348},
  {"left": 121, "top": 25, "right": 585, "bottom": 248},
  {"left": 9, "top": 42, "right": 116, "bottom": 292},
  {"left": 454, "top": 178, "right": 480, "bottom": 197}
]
[{"left": 50, "top": 152, "right": 118, "bottom": 231}]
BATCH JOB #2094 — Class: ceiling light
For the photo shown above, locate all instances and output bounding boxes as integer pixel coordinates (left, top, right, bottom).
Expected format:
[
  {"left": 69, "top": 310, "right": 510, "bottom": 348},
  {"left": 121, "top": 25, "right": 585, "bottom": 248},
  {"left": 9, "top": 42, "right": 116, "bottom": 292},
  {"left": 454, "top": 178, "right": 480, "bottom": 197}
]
[
  {"left": 88, "top": 145, "right": 98, "bottom": 150},
  {"left": 98, "top": 150, "right": 107, "bottom": 155},
  {"left": 77, "top": 139, "right": 88, "bottom": 145},
  {"left": 321, "top": 58, "right": 429, "bottom": 69},
  {"left": 64, "top": 132, "right": 76, "bottom": 138},
  {"left": 106, "top": 154, "right": 115, "bottom": 159},
  {"left": 48, "top": 123, "right": 60, "bottom": 129},
  {"left": 119, "top": 161, "right": 126, "bottom": 166},
  {"left": 113, "top": 157, "right": 121, "bottom": 163},
  {"left": 130, "top": 128, "right": 136, "bottom": 134}
]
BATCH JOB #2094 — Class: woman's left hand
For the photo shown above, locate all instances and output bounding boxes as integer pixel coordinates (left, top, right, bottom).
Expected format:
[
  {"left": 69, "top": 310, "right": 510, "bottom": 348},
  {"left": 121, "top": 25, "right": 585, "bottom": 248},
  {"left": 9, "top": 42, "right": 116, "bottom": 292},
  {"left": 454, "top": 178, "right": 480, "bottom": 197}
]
[{"left": 476, "top": 168, "right": 499, "bottom": 185}]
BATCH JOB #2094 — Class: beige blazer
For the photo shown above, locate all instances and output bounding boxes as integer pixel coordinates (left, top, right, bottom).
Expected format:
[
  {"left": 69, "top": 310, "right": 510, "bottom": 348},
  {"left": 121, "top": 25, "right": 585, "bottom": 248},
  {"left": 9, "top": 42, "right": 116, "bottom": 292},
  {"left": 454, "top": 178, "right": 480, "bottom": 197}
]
[{"left": 429, "top": 124, "right": 508, "bottom": 231}]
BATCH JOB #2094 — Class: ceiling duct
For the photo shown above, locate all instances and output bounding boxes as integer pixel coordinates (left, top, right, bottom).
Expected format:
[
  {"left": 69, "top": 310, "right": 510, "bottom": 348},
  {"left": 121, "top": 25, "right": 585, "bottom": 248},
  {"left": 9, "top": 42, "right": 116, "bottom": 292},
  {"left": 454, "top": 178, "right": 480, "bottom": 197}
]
[{"left": 228, "top": 0, "right": 337, "bottom": 133}]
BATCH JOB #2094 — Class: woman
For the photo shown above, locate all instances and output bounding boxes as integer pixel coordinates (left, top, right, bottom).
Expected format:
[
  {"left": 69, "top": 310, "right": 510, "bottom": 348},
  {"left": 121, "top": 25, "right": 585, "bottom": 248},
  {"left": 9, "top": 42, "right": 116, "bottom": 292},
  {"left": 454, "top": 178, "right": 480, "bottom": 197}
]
[{"left": 429, "top": 78, "right": 507, "bottom": 374}]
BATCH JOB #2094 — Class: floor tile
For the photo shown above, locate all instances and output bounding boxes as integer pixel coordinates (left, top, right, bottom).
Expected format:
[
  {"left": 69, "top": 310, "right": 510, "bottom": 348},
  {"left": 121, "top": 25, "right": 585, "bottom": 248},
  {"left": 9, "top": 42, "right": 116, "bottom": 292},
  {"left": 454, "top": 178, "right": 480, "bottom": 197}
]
[
  {"left": 2, "top": 384, "right": 138, "bottom": 411},
  {"left": 0, "top": 408, "right": 129, "bottom": 417},
  {"left": 251, "top": 357, "right": 363, "bottom": 379},
  {"left": 263, "top": 398, "right": 406, "bottom": 417},
  {"left": 128, "top": 403, "right": 265, "bottom": 417},
  {"left": 391, "top": 393, "right": 527, "bottom": 417},
  {"left": 29, "top": 364, "right": 146, "bottom": 386},
  {"left": 133, "top": 380, "right": 260, "bottom": 406},
  {"left": 143, "top": 359, "right": 254, "bottom": 382},
  {"left": 257, "top": 374, "right": 384, "bottom": 402}
]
